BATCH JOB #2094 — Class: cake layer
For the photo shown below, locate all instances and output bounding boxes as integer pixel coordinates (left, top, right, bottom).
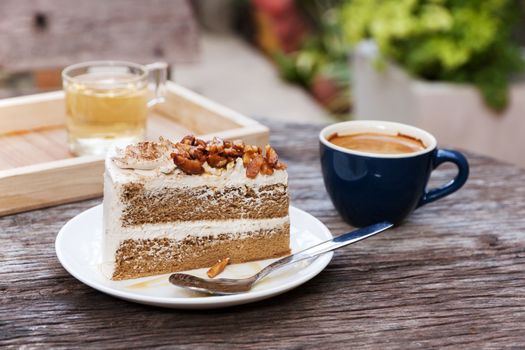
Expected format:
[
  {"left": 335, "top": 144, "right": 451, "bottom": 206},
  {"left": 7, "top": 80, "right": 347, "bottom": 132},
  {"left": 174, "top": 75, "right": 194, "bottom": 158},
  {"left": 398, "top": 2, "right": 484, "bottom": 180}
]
[
  {"left": 103, "top": 216, "right": 290, "bottom": 258},
  {"left": 112, "top": 223, "right": 290, "bottom": 280},
  {"left": 119, "top": 183, "right": 288, "bottom": 226}
]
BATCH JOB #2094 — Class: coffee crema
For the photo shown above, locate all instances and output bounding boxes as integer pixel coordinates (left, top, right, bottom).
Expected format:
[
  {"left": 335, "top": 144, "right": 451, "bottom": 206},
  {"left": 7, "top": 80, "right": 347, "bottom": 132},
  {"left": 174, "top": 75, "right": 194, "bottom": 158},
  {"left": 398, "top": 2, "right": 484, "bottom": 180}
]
[{"left": 328, "top": 132, "right": 426, "bottom": 154}]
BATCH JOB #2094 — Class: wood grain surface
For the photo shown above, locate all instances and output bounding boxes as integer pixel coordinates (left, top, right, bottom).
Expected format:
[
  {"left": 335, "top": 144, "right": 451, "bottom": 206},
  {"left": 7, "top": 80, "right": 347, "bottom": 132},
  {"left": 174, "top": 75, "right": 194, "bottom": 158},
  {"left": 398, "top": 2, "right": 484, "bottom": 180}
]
[{"left": 1, "top": 120, "right": 524, "bottom": 349}]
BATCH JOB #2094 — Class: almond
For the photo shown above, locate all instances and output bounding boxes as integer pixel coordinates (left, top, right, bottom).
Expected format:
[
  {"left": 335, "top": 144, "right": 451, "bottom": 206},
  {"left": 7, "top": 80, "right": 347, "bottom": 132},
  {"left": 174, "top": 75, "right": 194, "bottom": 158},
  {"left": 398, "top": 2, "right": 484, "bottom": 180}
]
[
  {"left": 207, "top": 257, "right": 230, "bottom": 278},
  {"left": 246, "top": 154, "right": 265, "bottom": 178},
  {"left": 172, "top": 154, "right": 204, "bottom": 175},
  {"left": 265, "top": 145, "right": 279, "bottom": 166},
  {"left": 207, "top": 154, "right": 228, "bottom": 168},
  {"left": 260, "top": 161, "right": 274, "bottom": 175},
  {"left": 168, "top": 135, "right": 286, "bottom": 178}
]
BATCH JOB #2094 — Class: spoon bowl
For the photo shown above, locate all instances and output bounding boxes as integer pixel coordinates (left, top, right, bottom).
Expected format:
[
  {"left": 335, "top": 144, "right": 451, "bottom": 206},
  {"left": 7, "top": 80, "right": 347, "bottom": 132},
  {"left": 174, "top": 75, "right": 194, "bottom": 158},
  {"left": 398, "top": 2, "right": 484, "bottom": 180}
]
[{"left": 169, "top": 274, "right": 256, "bottom": 295}]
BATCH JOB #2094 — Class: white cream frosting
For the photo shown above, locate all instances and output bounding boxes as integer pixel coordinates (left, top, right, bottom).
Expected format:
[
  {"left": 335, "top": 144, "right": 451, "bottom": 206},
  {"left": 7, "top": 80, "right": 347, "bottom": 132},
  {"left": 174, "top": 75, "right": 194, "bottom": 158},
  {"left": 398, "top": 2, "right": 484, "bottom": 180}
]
[
  {"left": 111, "top": 137, "right": 176, "bottom": 173},
  {"left": 106, "top": 147, "right": 288, "bottom": 189}
]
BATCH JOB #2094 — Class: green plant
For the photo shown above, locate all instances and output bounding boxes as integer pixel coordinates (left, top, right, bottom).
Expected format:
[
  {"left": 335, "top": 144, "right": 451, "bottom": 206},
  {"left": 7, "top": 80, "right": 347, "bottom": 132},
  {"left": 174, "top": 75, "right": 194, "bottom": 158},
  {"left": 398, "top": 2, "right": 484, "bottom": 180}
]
[
  {"left": 339, "top": 0, "right": 525, "bottom": 111},
  {"left": 272, "top": 3, "right": 352, "bottom": 115}
]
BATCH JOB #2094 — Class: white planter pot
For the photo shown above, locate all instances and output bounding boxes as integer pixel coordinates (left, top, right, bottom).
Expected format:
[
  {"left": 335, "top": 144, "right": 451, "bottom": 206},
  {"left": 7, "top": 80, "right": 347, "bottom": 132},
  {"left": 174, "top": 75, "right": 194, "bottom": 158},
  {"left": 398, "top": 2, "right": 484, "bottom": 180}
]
[{"left": 353, "top": 41, "right": 525, "bottom": 168}]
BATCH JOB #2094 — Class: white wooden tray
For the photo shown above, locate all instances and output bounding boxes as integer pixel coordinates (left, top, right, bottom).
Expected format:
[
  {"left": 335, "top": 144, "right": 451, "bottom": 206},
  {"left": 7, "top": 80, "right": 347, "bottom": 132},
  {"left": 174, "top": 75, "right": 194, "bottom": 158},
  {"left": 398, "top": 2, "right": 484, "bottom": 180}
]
[{"left": 0, "top": 82, "right": 268, "bottom": 216}]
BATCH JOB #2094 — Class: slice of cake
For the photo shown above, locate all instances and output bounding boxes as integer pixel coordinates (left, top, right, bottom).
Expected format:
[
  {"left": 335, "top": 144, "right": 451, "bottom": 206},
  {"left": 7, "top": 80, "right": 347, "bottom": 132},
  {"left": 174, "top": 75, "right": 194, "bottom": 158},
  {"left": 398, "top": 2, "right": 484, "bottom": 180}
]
[{"left": 103, "top": 135, "right": 290, "bottom": 280}]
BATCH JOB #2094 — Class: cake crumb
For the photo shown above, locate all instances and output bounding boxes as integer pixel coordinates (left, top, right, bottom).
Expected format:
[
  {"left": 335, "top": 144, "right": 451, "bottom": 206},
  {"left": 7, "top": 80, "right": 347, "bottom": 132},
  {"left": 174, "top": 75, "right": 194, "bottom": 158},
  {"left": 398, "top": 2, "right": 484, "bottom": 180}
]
[{"left": 207, "top": 257, "right": 230, "bottom": 278}]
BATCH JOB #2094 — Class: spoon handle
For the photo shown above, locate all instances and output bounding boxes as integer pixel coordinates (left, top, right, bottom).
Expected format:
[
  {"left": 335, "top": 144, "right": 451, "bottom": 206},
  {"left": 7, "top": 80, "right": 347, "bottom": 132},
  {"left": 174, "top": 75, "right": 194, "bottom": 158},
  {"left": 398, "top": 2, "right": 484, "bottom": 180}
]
[{"left": 254, "top": 221, "right": 394, "bottom": 281}]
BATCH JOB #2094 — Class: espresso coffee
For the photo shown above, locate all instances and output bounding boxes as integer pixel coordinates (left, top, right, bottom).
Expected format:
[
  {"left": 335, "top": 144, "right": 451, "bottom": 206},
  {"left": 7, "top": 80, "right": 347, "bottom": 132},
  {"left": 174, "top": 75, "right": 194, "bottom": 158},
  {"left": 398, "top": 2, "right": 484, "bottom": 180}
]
[
  {"left": 320, "top": 121, "right": 469, "bottom": 227},
  {"left": 328, "top": 132, "right": 426, "bottom": 154}
]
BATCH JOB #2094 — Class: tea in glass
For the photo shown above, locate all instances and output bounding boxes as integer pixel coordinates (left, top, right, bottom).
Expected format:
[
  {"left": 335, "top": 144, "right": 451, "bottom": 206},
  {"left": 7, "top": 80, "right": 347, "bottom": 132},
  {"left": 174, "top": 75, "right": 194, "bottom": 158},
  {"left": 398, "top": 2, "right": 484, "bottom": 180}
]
[{"left": 63, "top": 61, "right": 166, "bottom": 156}]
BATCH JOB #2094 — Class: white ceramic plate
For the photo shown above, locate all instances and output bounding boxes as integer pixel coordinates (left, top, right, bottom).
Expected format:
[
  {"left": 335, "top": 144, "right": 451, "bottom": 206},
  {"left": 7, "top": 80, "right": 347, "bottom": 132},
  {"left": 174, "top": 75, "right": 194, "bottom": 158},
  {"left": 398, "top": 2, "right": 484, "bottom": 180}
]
[{"left": 55, "top": 205, "right": 333, "bottom": 309}]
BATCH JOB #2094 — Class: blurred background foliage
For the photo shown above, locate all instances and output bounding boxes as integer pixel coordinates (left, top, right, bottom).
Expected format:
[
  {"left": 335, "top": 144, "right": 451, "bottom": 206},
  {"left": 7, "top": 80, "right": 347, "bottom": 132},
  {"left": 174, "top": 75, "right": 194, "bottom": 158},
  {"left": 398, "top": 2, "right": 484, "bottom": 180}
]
[
  {"left": 273, "top": 0, "right": 350, "bottom": 116},
  {"left": 234, "top": 0, "right": 525, "bottom": 115},
  {"left": 339, "top": 0, "right": 525, "bottom": 112},
  {"left": 235, "top": 0, "right": 352, "bottom": 117}
]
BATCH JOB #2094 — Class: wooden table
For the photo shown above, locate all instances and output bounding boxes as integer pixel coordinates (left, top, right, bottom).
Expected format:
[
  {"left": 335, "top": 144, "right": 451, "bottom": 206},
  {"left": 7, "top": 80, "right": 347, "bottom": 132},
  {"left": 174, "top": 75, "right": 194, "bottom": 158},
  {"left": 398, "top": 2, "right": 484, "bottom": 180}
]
[{"left": 1, "top": 120, "right": 525, "bottom": 349}]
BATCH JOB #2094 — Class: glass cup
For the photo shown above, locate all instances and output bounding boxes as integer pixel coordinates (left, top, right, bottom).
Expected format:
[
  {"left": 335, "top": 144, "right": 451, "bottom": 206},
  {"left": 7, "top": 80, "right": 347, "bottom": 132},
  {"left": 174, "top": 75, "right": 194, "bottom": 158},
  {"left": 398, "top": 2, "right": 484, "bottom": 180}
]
[{"left": 62, "top": 60, "right": 167, "bottom": 156}]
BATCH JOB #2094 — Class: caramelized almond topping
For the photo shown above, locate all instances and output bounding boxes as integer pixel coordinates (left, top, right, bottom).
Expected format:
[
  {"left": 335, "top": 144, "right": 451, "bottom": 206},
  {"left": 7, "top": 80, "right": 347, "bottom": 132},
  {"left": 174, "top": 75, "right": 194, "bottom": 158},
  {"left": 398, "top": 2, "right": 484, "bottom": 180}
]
[
  {"left": 242, "top": 152, "right": 254, "bottom": 167},
  {"left": 207, "top": 257, "right": 230, "bottom": 278},
  {"left": 274, "top": 161, "right": 288, "bottom": 170},
  {"left": 246, "top": 154, "right": 265, "bottom": 178},
  {"left": 206, "top": 137, "right": 225, "bottom": 154},
  {"left": 169, "top": 135, "right": 286, "bottom": 178},
  {"left": 223, "top": 146, "right": 242, "bottom": 157},
  {"left": 180, "top": 135, "right": 195, "bottom": 146},
  {"left": 189, "top": 147, "right": 206, "bottom": 162},
  {"left": 260, "top": 161, "right": 274, "bottom": 175},
  {"left": 233, "top": 139, "right": 245, "bottom": 150},
  {"left": 265, "top": 145, "right": 279, "bottom": 166},
  {"left": 195, "top": 138, "right": 207, "bottom": 149},
  {"left": 172, "top": 154, "right": 204, "bottom": 175},
  {"left": 207, "top": 154, "right": 228, "bottom": 168}
]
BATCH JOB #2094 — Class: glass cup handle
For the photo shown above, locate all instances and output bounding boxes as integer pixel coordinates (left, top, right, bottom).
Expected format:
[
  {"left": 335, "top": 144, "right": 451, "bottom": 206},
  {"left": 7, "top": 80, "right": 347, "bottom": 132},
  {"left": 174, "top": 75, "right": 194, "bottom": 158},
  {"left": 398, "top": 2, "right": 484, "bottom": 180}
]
[{"left": 145, "top": 62, "right": 168, "bottom": 108}]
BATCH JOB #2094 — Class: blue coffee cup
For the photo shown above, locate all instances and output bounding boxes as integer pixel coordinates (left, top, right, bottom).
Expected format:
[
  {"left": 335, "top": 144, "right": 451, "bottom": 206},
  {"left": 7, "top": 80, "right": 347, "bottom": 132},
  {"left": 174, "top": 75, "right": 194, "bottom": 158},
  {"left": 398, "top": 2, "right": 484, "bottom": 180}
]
[{"left": 319, "top": 121, "right": 469, "bottom": 227}]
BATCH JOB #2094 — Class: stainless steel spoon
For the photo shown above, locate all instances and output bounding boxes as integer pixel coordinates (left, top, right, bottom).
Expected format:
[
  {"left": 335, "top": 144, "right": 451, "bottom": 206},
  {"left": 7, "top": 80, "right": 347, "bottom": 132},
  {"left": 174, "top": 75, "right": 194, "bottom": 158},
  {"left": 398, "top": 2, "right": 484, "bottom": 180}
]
[{"left": 169, "top": 221, "right": 394, "bottom": 295}]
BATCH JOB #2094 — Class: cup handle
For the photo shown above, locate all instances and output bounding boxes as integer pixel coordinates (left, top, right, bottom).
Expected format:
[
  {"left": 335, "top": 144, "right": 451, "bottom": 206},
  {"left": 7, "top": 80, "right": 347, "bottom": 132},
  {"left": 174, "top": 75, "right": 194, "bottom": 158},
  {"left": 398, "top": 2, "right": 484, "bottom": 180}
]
[
  {"left": 145, "top": 62, "right": 168, "bottom": 108},
  {"left": 417, "top": 149, "right": 469, "bottom": 207}
]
